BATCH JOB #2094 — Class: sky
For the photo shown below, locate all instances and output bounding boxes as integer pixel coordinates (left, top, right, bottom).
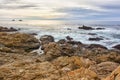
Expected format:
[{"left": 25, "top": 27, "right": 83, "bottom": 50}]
[{"left": 0, "top": 0, "right": 120, "bottom": 21}]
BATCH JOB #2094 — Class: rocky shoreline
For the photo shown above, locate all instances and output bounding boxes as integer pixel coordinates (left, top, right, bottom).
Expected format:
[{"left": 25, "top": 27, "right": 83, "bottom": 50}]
[{"left": 0, "top": 26, "right": 120, "bottom": 80}]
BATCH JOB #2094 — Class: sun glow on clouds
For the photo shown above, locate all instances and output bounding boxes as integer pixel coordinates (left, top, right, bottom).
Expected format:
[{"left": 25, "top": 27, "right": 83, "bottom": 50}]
[{"left": 0, "top": 0, "right": 120, "bottom": 21}]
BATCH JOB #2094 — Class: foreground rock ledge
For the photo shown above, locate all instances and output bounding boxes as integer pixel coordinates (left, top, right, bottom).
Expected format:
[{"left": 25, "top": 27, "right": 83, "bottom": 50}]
[{"left": 0, "top": 32, "right": 40, "bottom": 52}]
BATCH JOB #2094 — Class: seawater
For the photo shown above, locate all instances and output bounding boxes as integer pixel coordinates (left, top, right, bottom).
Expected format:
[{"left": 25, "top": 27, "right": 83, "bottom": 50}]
[{"left": 0, "top": 20, "right": 120, "bottom": 49}]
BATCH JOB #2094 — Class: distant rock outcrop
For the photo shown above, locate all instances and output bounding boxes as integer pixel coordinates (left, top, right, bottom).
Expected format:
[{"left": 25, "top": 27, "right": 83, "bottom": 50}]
[{"left": 0, "top": 26, "right": 18, "bottom": 32}]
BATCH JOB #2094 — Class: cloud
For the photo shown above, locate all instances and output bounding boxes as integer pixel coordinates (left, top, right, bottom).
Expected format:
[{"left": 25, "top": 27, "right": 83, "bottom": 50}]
[{"left": 0, "top": 0, "right": 120, "bottom": 21}]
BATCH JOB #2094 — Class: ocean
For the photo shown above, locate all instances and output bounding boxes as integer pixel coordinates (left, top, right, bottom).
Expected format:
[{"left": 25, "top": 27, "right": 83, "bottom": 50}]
[{"left": 0, "top": 20, "right": 120, "bottom": 49}]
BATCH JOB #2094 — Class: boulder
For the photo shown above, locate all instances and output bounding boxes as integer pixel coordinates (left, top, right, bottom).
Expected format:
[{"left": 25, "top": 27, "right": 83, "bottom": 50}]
[
  {"left": 0, "top": 33, "right": 40, "bottom": 52},
  {"left": 40, "top": 35, "right": 54, "bottom": 45},
  {"left": 88, "top": 44, "right": 107, "bottom": 49},
  {"left": 60, "top": 67, "right": 100, "bottom": 80}
]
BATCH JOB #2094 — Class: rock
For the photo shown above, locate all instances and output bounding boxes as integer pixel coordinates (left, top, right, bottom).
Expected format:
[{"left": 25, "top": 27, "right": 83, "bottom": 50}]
[
  {"left": 66, "top": 36, "right": 73, "bottom": 41},
  {"left": 96, "top": 28, "right": 105, "bottom": 30},
  {"left": 19, "top": 19, "right": 22, "bottom": 21},
  {"left": 52, "top": 56, "right": 94, "bottom": 69},
  {"left": 0, "top": 26, "right": 18, "bottom": 32},
  {"left": 29, "top": 33, "right": 37, "bottom": 35},
  {"left": 42, "top": 42, "right": 81, "bottom": 60},
  {"left": 90, "top": 61, "right": 119, "bottom": 79},
  {"left": 40, "top": 35, "right": 54, "bottom": 45},
  {"left": 88, "top": 33, "right": 97, "bottom": 35},
  {"left": 113, "top": 44, "right": 120, "bottom": 50},
  {"left": 43, "top": 42, "right": 62, "bottom": 60},
  {"left": 67, "top": 41, "right": 82, "bottom": 45},
  {"left": 88, "top": 44, "right": 107, "bottom": 49},
  {"left": 103, "top": 66, "right": 120, "bottom": 80},
  {"left": 67, "top": 28, "right": 71, "bottom": 30},
  {"left": 89, "top": 37, "right": 103, "bottom": 41},
  {"left": 0, "top": 33, "right": 40, "bottom": 52},
  {"left": 58, "top": 39, "right": 66, "bottom": 44},
  {"left": 78, "top": 25, "right": 94, "bottom": 30},
  {"left": 12, "top": 19, "right": 15, "bottom": 21},
  {"left": 60, "top": 67, "right": 100, "bottom": 80}
]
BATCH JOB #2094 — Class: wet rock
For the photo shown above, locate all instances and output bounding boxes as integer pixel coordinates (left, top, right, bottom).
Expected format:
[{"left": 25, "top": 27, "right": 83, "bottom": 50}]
[
  {"left": 89, "top": 37, "right": 103, "bottom": 41},
  {"left": 88, "top": 33, "right": 97, "bottom": 35},
  {"left": 57, "top": 39, "right": 66, "bottom": 44},
  {"left": 29, "top": 33, "right": 37, "bottom": 35},
  {"left": 96, "top": 27, "right": 105, "bottom": 30},
  {"left": 88, "top": 44, "right": 107, "bottom": 49},
  {"left": 40, "top": 35, "right": 54, "bottom": 45},
  {"left": 0, "top": 26, "right": 18, "bottom": 32},
  {"left": 66, "top": 36, "right": 73, "bottom": 41},
  {"left": 67, "top": 41, "right": 82, "bottom": 45},
  {"left": 67, "top": 28, "right": 71, "bottom": 30},
  {"left": 113, "top": 44, "right": 120, "bottom": 50},
  {"left": 78, "top": 25, "right": 94, "bottom": 30}
]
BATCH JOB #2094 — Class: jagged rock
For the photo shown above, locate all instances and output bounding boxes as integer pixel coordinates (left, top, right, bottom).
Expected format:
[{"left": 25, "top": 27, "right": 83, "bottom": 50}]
[
  {"left": 103, "top": 66, "right": 120, "bottom": 80},
  {"left": 89, "top": 37, "right": 103, "bottom": 41},
  {"left": 113, "top": 44, "right": 120, "bottom": 50},
  {"left": 40, "top": 35, "right": 54, "bottom": 45},
  {"left": 52, "top": 56, "right": 95, "bottom": 70},
  {"left": 90, "top": 61, "right": 119, "bottom": 79},
  {"left": 42, "top": 42, "right": 81, "bottom": 60},
  {"left": 60, "top": 67, "right": 100, "bottom": 80}
]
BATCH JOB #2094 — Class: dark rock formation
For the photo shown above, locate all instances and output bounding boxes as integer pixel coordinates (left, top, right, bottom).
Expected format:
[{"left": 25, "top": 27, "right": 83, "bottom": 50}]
[
  {"left": 88, "top": 44, "right": 107, "bottom": 49},
  {"left": 40, "top": 35, "right": 54, "bottom": 45},
  {"left": 66, "top": 36, "right": 73, "bottom": 41},
  {"left": 0, "top": 26, "right": 18, "bottom": 32},
  {"left": 89, "top": 37, "right": 103, "bottom": 41},
  {"left": 78, "top": 25, "right": 94, "bottom": 30},
  {"left": 113, "top": 44, "right": 120, "bottom": 50},
  {"left": 96, "top": 27, "right": 105, "bottom": 30},
  {"left": 88, "top": 33, "right": 97, "bottom": 35}
]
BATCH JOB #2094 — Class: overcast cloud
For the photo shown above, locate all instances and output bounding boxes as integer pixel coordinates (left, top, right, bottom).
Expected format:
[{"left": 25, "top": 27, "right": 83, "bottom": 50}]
[{"left": 0, "top": 0, "right": 120, "bottom": 20}]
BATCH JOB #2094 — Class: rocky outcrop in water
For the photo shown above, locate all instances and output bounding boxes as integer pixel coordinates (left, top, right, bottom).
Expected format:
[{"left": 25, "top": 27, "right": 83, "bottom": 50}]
[
  {"left": 78, "top": 25, "right": 105, "bottom": 30},
  {"left": 0, "top": 26, "right": 18, "bottom": 32},
  {"left": 78, "top": 25, "right": 94, "bottom": 30},
  {"left": 89, "top": 37, "right": 103, "bottom": 41}
]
